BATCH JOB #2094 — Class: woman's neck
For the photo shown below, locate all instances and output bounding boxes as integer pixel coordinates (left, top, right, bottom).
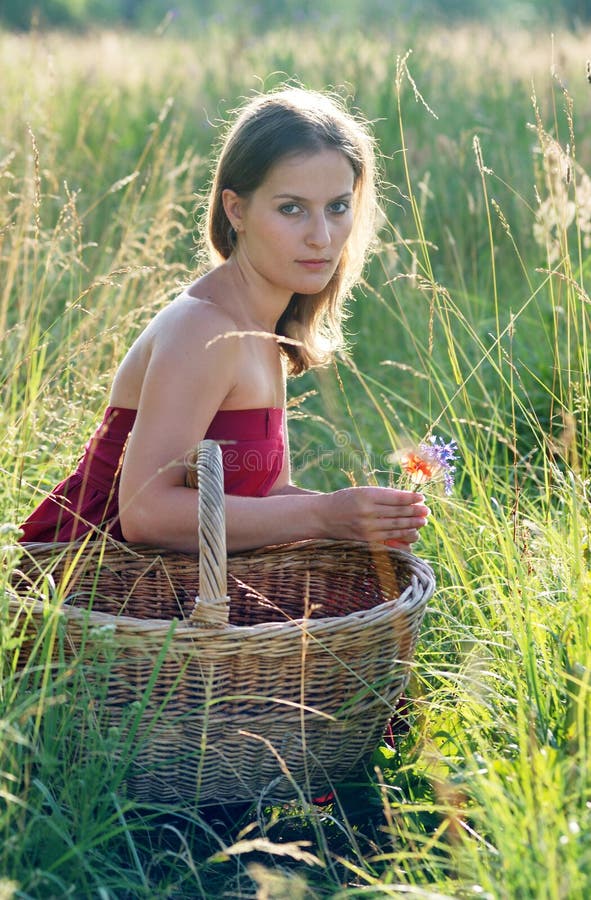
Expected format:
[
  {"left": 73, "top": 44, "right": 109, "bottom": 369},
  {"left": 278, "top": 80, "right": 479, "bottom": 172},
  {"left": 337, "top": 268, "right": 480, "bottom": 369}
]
[{"left": 221, "top": 255, "right": 292, "bottom": 333}]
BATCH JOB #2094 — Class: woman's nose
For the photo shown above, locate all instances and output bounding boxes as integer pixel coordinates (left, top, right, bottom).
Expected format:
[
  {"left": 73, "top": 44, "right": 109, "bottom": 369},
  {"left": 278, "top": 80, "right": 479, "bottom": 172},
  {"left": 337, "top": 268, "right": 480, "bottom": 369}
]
[{"left": 305, "top": 213, "right": 330, "bottom": 248}]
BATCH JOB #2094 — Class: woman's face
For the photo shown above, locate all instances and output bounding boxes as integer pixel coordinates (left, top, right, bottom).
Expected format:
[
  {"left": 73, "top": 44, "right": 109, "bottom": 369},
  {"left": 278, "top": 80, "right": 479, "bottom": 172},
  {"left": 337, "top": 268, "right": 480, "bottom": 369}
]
[{"left": 223, "top": 148, "right": 356, "bottom": 297}]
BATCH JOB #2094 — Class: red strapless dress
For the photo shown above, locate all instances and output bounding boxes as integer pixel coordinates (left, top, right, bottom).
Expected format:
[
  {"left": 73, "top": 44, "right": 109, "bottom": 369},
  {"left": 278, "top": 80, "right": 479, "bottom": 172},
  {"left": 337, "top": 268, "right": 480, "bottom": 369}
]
[{"left": 19, "top": 405, "right": 284, "bottom": 543}]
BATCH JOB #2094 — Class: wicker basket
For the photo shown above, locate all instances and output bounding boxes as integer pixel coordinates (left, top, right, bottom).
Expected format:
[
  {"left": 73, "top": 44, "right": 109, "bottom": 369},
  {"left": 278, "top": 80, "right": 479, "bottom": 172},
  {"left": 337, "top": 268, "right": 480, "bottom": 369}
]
[{"left": 11, "top": 440, "right": 435, "bottom": 806}]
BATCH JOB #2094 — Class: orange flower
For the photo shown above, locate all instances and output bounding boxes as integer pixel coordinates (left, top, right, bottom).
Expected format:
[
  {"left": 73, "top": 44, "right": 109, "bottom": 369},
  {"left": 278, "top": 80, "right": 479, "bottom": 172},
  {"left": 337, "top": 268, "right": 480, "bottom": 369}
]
[
  {"left": 390, "top": 436, "right": 458, "bottom": 494},
  {"left": 397, "top": 450, "right": 442, "bottom": 485}
]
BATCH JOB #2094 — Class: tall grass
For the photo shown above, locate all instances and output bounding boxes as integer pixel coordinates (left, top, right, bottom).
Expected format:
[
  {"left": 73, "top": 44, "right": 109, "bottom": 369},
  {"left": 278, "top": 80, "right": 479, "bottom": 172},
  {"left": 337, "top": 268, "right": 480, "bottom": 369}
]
[{"left": 1, "top": 21, "right": 590, "bottom": 898}]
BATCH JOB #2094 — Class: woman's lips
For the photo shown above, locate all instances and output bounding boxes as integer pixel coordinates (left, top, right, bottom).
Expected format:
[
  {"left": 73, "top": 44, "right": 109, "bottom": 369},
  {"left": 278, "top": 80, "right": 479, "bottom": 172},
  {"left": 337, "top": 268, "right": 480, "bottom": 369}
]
[{"left": 296, "top": 259, "right": 331, "bottom": 270}]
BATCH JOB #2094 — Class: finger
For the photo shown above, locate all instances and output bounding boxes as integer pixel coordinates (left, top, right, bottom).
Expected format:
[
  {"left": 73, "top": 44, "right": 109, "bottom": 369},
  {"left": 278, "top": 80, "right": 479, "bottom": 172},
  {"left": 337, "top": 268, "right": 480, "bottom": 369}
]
[
  {"left": 379, "top": 514, "right": 429, "bottom": 531},
  {"left": 375, "top": 500, "right": 431, "bottom": 519},
  {"left": 392, "top": 528, "right": 420, "bottom": 543},
  {"left": 370, "top": 487, "right": 425, "bottom": 504},
  {"left": 372, "top": 526, "right": 421, "bottom": 543},
  {"left": 384, "top": 538, "right": 414, "bottom": 550}
]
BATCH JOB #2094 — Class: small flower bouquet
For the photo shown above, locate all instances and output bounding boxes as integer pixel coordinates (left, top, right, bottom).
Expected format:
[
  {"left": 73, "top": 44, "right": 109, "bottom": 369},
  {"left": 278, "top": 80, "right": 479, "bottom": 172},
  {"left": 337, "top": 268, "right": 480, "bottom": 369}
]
[{"left": 390, "top": 435, "right": 459, "bottom": 495}]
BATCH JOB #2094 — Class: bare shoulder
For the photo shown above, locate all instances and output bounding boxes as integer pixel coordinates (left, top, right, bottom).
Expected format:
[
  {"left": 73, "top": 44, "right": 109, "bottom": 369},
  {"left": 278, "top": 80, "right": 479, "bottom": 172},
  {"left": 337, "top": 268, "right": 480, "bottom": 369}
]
[
  {"left": 110, "top": 292, "right": 241, "bottom": 410},
  {"left": 149, "top": 293, "right": 240, "bottom": 352},
  {"left": 144, "top": 294, "right": 246, "bottom": 379}
]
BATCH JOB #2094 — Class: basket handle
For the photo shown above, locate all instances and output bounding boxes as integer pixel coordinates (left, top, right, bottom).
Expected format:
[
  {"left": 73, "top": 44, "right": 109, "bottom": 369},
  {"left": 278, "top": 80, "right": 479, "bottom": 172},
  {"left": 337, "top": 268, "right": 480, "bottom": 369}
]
[{"left": 187, "top": 440, "right": 229, "bottom": 627}]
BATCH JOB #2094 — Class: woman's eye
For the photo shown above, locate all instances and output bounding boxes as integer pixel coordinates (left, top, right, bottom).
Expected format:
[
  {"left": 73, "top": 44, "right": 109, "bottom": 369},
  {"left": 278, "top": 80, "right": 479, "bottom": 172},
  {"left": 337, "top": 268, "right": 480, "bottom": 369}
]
[
  {"left": 328, "top": 201, "right": 350, "bottom": 214},
  {"left": 279, "top": 203, "right": 301, "bottom": 216}
]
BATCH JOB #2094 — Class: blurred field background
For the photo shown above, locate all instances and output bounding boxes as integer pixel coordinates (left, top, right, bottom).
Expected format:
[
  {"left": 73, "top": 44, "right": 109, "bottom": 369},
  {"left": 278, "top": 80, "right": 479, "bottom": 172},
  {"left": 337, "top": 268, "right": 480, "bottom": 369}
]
[{"left": 1, "top": 1, "right": 591, "bottom": 898}]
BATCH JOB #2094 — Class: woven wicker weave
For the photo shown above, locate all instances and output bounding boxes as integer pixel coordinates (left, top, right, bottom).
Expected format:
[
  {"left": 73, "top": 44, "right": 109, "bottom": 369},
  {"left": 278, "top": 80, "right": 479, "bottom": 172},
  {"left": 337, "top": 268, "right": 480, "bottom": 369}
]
[{"left": 11, "top": 440, "right": 435, "bottom": 805}]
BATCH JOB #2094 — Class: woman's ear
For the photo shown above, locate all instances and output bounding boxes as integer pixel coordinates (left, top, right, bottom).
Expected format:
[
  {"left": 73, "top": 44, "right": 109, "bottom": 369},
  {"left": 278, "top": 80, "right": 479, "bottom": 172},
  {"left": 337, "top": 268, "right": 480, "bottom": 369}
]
[{"left": 221, "top": 189, "right": 246, "bottom": 234}]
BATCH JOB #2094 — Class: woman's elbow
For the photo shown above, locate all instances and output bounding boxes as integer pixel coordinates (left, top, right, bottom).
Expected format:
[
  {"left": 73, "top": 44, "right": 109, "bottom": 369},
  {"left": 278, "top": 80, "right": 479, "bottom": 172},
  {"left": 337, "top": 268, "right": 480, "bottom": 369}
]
[{"left": 118, "top": 501, "right": 153, "bottom": 544}]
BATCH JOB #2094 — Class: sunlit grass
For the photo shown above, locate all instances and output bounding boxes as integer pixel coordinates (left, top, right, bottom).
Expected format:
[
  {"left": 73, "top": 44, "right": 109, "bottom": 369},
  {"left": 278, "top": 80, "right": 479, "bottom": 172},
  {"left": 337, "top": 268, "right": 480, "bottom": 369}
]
[{"left": 1, "top": 19, "right": 590, "bottom": 899}]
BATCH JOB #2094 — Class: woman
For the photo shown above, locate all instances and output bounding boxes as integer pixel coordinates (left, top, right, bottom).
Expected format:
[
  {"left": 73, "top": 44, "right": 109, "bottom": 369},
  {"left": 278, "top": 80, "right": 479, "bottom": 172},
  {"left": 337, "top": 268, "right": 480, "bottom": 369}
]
[{"left": 20, "top": 87, "right": 429, "bottom": 551}]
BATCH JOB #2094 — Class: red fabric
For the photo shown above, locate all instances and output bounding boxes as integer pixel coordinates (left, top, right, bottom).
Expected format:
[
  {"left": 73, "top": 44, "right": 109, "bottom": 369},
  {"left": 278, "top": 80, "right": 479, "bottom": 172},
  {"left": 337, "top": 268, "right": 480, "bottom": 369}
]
[{"left": 20, "top": 405, "right": 284, "bottom": 543}]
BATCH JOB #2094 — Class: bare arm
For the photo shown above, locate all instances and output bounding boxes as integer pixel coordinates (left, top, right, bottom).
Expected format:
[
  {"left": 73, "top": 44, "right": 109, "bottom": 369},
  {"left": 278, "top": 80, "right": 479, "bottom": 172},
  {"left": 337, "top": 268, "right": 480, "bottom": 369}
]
[
  {"left": 122, "top": 480, "right": 428, "bottom": 554},
  {"left": 263, "top": 410, "right": 429, "bottom": 552},
  {"left": 230, "top": 408, "right": 428, "bottom": 552},
  {"left": 118, "top": 306, "right": 428, "bottom": 553}
]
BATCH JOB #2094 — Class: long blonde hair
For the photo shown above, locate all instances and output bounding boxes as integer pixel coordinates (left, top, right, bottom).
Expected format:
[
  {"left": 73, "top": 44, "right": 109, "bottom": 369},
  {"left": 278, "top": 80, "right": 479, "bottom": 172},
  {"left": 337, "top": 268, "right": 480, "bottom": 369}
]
[{"left": 205, "top": 87, "right": 379, "bottom": 375}]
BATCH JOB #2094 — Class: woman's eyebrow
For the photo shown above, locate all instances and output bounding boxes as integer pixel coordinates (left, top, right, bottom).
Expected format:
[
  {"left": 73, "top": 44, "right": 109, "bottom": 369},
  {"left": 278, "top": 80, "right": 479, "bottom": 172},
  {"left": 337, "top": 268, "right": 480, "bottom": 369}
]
[{"left": 271, "top": 191, "right": 354, "bottom": 201}]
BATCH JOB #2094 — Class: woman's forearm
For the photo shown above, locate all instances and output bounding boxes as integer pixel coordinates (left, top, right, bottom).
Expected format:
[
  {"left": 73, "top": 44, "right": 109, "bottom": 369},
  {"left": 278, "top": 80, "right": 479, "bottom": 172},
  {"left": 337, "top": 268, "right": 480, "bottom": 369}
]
[
  {"left": 119, "top": 485, "right": 328, "bottom": 553},
  {"left": 226, "top": 492, "right": 327, "bottom": 550},
  {"left": 268, "top": 482, "right": 321, "bottom": 496},
  {"left": 120, "top": 482, "right": 429, "bottom": 554}
]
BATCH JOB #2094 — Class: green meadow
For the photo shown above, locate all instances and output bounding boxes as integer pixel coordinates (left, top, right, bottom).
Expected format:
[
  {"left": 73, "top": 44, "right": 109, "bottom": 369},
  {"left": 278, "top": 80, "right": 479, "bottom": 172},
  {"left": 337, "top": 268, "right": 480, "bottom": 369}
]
[{"left": 1, "top": 19, "right": 590, "bottom": 898}]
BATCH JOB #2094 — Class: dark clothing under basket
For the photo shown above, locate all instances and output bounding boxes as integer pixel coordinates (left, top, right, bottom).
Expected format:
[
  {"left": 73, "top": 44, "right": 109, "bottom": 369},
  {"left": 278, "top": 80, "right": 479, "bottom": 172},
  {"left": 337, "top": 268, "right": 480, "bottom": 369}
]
[{"left": 11, "top": 441, "right": 435, "bottom": 806}]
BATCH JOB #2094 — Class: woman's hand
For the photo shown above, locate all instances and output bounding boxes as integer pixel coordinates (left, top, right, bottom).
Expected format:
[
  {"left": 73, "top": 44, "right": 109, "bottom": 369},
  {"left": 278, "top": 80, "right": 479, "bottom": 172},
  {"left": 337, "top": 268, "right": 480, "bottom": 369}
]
[{"left": 318, "top": 486, "right": 429, "bottom": 547}]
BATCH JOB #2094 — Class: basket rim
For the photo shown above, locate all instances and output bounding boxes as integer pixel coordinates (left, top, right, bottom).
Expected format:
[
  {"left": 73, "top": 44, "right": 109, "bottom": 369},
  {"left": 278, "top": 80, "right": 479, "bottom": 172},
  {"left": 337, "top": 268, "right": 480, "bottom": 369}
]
[
  {"left": 8, "top": 574, "right": 434, "bottom": 640},
  {"left": 17, "top": 535, "right": 425, "bottom": 558},
  {"left": 11, "top": 537, "right": 436, "bottom": 639}
]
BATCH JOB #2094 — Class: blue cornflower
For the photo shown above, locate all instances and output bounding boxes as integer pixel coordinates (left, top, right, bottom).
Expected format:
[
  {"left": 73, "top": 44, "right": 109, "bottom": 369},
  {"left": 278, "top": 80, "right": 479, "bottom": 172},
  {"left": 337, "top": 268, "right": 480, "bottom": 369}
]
[{"left": 394, "top": 435, "right": 459, "bottom": 495}]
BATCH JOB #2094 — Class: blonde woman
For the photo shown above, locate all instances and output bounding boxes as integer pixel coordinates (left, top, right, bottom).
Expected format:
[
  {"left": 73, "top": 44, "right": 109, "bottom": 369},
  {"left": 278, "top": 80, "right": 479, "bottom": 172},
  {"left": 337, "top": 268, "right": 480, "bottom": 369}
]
[{"left": 21, "top": 87, "right": 429, "bottom": 551}]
